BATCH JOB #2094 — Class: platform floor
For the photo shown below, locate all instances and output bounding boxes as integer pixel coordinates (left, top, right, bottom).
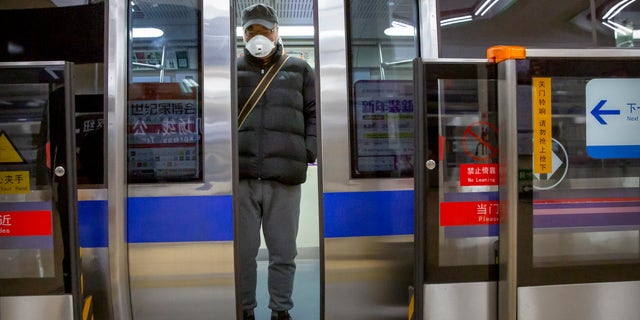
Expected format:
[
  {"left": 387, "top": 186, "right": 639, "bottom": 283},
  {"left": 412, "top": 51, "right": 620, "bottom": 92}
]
[{"left": 254, "top": 259, "right": 320, "bottom": 320}]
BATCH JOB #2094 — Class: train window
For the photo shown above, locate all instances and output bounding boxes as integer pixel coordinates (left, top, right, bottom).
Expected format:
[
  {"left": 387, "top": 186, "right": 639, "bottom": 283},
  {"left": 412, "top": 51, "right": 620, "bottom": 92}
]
[
  {"left": 437, "top": 1, "right": 640, "bottom": 59},
  {"left": 126, "top": 0, "right": 203, "bottom": 183},
  {"left": 346, "top": 0, "right": 419, "bottom": 178}
]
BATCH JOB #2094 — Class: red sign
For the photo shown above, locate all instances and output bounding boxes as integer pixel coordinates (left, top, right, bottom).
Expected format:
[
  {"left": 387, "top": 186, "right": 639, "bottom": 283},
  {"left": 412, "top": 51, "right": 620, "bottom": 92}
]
[
  {"left": 0, "top": 210, "right": 52, "bottom": 236},
  {"left": 440, "top": 201, "right": 499, "bottom": 226},
  {"left": 460, "top": 163, "right": 499, "bottom": 186}
]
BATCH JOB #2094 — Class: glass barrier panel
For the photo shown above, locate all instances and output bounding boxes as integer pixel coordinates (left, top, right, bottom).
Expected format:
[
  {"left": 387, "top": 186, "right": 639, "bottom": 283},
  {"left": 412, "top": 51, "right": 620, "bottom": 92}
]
[
  {"left": 516, "top": 59, "right": 640, "bottom": 268},
  {"left": 0, "top": 63, "right": 70, "bottom": 295}
]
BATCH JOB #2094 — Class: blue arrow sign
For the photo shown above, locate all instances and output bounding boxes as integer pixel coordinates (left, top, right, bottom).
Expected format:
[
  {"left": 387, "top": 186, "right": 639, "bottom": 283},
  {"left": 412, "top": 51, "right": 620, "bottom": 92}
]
[
  {"left": 590, "top": 99, "right": 620, "bottom": 125},
  {"left": 586, "top": 79, "right": 640, "bottom": 159}
]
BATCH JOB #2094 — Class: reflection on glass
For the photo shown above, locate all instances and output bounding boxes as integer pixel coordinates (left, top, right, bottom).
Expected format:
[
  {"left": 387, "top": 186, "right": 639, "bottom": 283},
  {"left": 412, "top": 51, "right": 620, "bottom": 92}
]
[
  {"left": 127, "top": 0, "right": 202, "bottom": 183},
  {"left": 437, "top": 1, "right": 616, "bottom": 58},
  {"left": 348, "top": 0, "right": 419, "bottom": 178},
  {"left": 598, "top": 0, "right": 640, "bottom": 47}
]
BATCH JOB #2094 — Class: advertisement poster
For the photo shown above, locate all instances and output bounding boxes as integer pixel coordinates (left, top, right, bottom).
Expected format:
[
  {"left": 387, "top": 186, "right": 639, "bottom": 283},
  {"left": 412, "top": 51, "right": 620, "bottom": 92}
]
[
  {"left": 352, "top": 80, "right": 414, "bottom": 177},
  {"left": 128, "top": 83, "right": 200, "bottom": 182}
]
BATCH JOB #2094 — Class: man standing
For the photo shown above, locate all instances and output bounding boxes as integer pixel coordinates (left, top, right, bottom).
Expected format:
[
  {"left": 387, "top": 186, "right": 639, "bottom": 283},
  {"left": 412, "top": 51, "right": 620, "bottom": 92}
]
[{"left": 236, "top": 3, "right": 316, "bottom": 320}]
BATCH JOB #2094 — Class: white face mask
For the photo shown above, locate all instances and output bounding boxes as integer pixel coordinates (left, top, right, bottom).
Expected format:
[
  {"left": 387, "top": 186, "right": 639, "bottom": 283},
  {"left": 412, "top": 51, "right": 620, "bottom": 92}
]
[{"left": 245, "top": 35, "right": 276, "bottom": 58}]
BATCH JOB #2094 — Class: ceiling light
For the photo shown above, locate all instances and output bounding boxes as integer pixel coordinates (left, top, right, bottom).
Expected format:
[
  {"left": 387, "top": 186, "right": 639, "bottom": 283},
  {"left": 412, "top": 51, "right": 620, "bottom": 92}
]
[
  {"left": 602, "top": 0, "right": 636, "bottom": 20},
  {"left": 475, "top": 0, "right": 500, "bottom": 16},
  {"left": 132, "top": 27, "right": 164, "bottom": 38},
  {"left": 440, "top": 15, "right": 473, "bottom": 26},
  {"left": 384, "top": 21, "right": 415, "bottom": 37}
]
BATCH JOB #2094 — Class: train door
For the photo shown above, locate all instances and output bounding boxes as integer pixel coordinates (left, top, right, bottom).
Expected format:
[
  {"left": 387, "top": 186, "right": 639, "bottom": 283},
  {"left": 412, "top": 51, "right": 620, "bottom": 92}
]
[
  {"left": 0, "top": 62, "right": 83, "bottom": 319},
  {"left": 318, "top": 0, "right": 419, "bottom": 318},
  {"left": 413, "top": 58, "right": 499, "bottom": 320},
  {"left": 495, "top": 48, "right": 640, "bottom": 320},
  {"left": 107, "top": 1, "right": 236, "bottom": 319},
  {"left": 233, "top": 1, "right": 320, "bottom": 319}
]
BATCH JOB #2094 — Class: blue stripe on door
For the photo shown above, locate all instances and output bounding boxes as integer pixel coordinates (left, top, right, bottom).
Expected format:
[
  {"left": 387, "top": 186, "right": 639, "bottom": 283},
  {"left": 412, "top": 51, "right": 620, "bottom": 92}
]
[
  {"left": 324, "top": 190, "right": 414, "bottom": 238},
  {"left": 127, "top": 195, "right": 233, "bottom": 243}
]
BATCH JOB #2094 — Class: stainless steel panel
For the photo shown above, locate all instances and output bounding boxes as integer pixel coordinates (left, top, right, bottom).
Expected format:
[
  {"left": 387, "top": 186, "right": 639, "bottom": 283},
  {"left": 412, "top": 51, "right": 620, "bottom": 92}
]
[
  {"left": 125, "top": 0, "right": 236, "bottom": 319},
  {"left": 525, "top": 48, "right": 640, "bottom": 58},
  {"left": 324, "top": 236, "right": 413, "bottom": 320},
  {"left": 518, "top": 281, "right": 640, "bottom": 320},
  {"left": 77, "top": 191, "right": 108, "bottom": 318},
  {"left": 497, "top": 59, "right": 518, "bottom": 320},
  {"left": 81, "top": 247, "right": 110, "bottom": 320},
  {"left": 319, "top": 1, "right": 415, "bottom": 319},
  {"left": 78, "top": 189, "right": 107, "bottom": 202},
  {"left": 424, "top": 282, "right": 496, "bottom": 320},
  {"left": 202, "top": 0, "right": 233, "bottom": 195},
  {"left": 0, "top": 295, "right": 73, "bottom": 320},
  {"left": 74, "top": 63, "right": 104, "bottom": 95},
  {"left": 419, "top": 0, "right": 439, "bottom": 59},
  {"left": 128, "top": 242, "right": 236, "bottom": 320},
  {"left": 106, "top": 0, "right": 133, "bottom": 318}
]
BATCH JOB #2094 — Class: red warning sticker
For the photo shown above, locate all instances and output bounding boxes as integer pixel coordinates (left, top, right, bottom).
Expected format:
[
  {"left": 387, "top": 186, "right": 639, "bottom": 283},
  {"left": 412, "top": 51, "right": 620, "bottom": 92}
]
[
  {"left": 460, "top": 163, "right": 499, "bottom": 186},
  {"left": 440, "top": 201, "right": 499, "bottom": 226},
  {"left": 0, "top": 210, "right": 52, "bottom": 236}
]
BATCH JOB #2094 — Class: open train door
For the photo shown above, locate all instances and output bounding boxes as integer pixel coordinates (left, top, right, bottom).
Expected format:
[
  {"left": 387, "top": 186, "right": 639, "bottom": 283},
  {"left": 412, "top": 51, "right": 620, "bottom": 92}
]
[
  {"left": 0, "top": 61, "right": 85, "bottom": 320},
  {"left": 413, "top": 57, "right": 499, "bottom": 320}
]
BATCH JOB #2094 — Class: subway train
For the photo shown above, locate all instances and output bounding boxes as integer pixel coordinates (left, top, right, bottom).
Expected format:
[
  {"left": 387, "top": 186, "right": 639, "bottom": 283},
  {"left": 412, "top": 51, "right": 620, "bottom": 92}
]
[{"left": 0, "top": 1, "right": 640, "bottom": 320}]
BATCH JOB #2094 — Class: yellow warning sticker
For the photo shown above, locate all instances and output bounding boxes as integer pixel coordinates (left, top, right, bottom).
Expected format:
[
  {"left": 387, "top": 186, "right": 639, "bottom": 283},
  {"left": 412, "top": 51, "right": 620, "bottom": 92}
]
[
  {"left": 0, "top": 131, "right": 26, "bottom": 164},
  {"left": 0, "top": 171, "right": 30, "bottom": 194},
  {"left": 533, "top": 78, "right": 552, "bottom": 174}
]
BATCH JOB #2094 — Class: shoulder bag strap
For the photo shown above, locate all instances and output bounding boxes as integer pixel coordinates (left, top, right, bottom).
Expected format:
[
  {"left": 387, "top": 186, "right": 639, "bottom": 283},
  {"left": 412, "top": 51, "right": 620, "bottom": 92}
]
[{"left": 238, "top": 55, "right": 291, "bottom": 128}]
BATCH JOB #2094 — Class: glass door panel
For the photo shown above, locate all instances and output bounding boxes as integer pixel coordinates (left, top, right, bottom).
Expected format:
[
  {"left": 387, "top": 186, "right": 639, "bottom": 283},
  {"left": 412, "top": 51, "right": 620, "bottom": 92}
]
[
  {"left": 416, "top": 61, "right": 498, "bottom": 283},
  {"left": 0, "top": 62, "right": 78, "bottom": 299}
]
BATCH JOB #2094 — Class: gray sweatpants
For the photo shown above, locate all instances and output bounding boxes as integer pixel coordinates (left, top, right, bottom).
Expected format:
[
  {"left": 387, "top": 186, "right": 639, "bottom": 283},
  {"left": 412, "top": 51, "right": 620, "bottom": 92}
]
[{"left": 238, "top": 179, "right": 301, "bottom": 312}]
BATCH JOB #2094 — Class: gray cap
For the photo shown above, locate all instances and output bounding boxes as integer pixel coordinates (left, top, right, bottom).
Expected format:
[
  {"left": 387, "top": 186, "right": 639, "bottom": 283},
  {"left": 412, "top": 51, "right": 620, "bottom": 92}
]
[{"left": 242, "top": 4, "right": 279, "bottom": 29}]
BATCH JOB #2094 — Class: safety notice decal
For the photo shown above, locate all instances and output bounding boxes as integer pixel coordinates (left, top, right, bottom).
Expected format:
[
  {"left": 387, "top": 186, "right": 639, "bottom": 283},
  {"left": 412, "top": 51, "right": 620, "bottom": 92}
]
[
  {"left": 440, "top": 201, "right": 499, "bottom": 226},
  {"left": 0, "top": 210, "right": 52, "bottom": 236},
  {"left": 0, "top": 130, "right": 27, "bottom": 164},
  {"left": 460, "top": 163, "right": 498, "bottom": 186},
  {"left": 0, "top": 171, "right": 30, "bottom": 194}
]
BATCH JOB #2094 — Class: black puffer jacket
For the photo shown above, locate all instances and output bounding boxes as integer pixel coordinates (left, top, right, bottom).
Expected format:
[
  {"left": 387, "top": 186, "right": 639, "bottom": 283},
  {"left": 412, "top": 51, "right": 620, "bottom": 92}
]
[{"left": 238, "top": 44, "right": 317, "bottom": 185}]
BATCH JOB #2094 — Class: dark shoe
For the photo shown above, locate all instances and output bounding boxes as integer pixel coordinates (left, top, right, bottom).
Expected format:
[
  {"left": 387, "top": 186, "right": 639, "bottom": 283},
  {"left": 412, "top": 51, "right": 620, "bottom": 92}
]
[
  {"left": 242, "top": 309, "right": 255, "bottom": 320},
  {"left": 271, "top": 310, "right": 292, "bottom": 320}
]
